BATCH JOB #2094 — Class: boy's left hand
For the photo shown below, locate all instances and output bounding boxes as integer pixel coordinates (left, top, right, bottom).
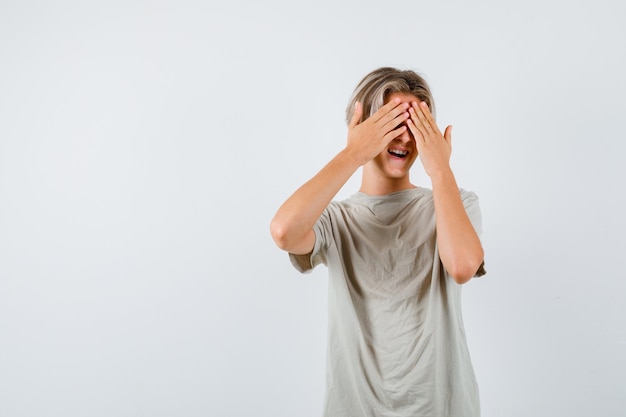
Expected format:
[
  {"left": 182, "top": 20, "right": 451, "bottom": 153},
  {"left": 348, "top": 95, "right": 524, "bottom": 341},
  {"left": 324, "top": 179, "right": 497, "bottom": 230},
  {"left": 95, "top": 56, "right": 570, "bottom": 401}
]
[{"left": 407, "top": 101, "right": 453, "bottom": 178}]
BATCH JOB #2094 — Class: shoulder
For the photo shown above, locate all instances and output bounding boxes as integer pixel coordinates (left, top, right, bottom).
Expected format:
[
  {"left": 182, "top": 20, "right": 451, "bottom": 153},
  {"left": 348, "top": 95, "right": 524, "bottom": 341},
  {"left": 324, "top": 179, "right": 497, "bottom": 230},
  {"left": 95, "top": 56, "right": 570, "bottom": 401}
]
[
  {"left": 316, "top": 198, "right": 361, "bottom": 226},
  {"left": 459, "top": 188, "right": 480, "bottom": 202},
  {"left": 327, "top": 195, "right": 367, "bottom": 212}
]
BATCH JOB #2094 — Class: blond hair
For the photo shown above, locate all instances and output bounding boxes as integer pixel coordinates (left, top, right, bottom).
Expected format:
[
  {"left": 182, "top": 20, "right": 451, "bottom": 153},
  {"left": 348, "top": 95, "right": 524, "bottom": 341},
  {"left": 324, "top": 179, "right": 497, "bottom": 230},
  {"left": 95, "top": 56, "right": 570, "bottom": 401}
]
[{"left": 345, "top": 67, "right": 435, "bottom": 124}]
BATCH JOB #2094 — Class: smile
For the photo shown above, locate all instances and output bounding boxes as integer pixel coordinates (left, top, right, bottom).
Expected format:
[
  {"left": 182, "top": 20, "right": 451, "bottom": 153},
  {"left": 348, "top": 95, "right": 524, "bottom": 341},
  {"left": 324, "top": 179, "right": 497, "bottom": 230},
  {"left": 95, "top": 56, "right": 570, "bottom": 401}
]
[{"left": 388, "top": 149, "right": 408, "bottom": 158}]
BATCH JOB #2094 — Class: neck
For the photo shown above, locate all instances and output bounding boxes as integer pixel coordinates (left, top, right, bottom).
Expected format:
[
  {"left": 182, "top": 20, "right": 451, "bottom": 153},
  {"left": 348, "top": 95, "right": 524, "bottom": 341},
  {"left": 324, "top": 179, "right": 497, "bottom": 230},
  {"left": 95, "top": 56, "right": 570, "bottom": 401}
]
[{"left": 358, "top": 170, "right": 416, "bottom": 196}]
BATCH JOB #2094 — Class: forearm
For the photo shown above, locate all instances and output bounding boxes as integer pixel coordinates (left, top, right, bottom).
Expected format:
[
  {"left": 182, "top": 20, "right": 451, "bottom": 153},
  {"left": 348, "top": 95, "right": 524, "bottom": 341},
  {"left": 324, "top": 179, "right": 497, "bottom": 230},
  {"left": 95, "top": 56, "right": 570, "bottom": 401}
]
[
  {"left": 270, "top": 148, "right": 361, "bottom": 253},
  {"left": 431, "top": 169, "right": 484, "bottom": 284},
  {"left": 271, "top": 98, "right": 410, "bottom": 254}
]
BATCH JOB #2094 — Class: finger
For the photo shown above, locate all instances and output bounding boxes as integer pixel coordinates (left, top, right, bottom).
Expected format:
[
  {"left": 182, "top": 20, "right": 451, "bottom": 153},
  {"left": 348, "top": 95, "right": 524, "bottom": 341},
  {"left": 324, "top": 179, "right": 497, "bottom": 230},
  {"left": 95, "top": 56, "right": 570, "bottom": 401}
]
[
  {"left": 382, "top": 109, "right": 410, "bottom": 133},
  {"left": 409, "top": 106, "right": 428, "bottom": 139},
  {"left": 418, "top": 101, "right": 440, "bottom": 133},
  {"left": 383, "top": 124, "right": 408, "bottom": 142},
  {"left": 413, "top": 102, "right": 432, "bottom": 132},
  {"left": 372, "top": 98, "right": 408, "bottom": 124},
  {"left": 349, "top": 102, "right": 363, "bottom": 128},
  {"left": 443, "top": 125, "right": 453, "bottom": 146},
  {"left": 406, "top": 117, "right": 425, "bottom": 143}
]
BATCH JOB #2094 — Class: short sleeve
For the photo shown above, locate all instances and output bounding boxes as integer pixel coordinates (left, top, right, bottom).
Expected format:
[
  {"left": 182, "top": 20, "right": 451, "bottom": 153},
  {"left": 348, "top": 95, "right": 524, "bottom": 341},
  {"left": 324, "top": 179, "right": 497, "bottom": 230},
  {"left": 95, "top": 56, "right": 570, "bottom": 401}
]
[
  {"left": 288, "top": 207, "right": 333, "bottom": 274},
  {"left": 460, "top": 189, "right": 487, "bottom": 277}
]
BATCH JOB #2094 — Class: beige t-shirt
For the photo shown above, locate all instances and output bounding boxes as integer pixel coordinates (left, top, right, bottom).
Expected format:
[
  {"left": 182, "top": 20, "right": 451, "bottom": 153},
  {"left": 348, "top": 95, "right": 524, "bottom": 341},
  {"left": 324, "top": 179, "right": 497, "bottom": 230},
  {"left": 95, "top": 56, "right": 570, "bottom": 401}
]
[{"left": 290, "top": 187, "right": 485, "bottom": 417}]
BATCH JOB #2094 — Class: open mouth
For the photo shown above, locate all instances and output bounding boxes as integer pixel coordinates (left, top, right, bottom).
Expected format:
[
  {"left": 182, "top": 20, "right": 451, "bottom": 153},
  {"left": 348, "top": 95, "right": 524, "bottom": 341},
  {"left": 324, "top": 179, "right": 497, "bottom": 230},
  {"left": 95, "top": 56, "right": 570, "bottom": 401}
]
[{"left": 388, "top": 149, "right": 408, "bottom": 158}]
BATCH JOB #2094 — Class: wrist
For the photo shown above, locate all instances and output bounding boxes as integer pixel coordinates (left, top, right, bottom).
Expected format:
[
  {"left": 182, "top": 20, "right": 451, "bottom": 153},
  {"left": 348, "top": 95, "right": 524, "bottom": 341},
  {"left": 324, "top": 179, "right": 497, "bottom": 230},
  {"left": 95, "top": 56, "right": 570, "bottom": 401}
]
[
  {"left": 428, "top": 166, "right": 455, "bottom": 185},
  {"left": 341, "top": 145, "right": 368, "bottom": 168}
]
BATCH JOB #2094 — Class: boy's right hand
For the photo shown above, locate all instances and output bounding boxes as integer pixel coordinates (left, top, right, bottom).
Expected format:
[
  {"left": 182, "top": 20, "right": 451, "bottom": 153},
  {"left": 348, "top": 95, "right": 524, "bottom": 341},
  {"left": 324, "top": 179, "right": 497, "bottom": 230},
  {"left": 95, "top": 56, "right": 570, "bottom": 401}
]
[{"left": 346, "top": 98, "right": 410, "bottom": 166}]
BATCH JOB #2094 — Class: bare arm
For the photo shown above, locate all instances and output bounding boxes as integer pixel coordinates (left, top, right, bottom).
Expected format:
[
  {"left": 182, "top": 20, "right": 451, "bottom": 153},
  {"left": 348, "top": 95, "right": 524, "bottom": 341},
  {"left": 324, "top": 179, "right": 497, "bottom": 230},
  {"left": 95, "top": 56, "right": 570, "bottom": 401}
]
[
  {"left": 407, "top": 101, "right": 484, "bottom": 284},
  {"left": 270, "top": 99, "right": 410, "bottom": 255}
]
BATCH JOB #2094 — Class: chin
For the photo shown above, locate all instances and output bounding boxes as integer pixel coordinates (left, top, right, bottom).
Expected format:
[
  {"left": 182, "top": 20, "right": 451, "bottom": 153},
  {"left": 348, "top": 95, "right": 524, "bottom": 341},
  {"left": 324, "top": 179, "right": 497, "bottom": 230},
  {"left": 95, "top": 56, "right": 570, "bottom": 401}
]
[
  {"left": 384, "top": 162, "right": 415, "bottom": 178},
  {"left": 383, "top": 169, "right": 410, "bottom": 179}
]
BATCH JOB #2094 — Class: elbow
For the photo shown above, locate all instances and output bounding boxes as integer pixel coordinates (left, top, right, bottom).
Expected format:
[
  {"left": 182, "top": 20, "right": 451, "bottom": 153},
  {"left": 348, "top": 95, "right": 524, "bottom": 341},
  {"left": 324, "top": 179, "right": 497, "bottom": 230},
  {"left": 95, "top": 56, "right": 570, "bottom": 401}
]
[
  {"left": 270, "top": 217, "right": 299, "bottom": 252},
  {"left": 446, "top": 250, "right": 485, "bottom": 285},
  {"left": 270, "top": 218, "right": 289, "bottom": 251},
  {"left": 271, "top": 215, "right": 314, "bottom": 256},
  {"left": 448, "top": 266, "right": 477, "bottom": 285}
]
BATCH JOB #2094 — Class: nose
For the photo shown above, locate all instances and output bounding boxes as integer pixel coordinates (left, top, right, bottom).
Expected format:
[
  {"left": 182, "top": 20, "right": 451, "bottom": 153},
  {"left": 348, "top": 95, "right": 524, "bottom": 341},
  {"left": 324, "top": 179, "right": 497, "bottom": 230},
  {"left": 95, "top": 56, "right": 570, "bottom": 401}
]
[{"left": 397, "top": 123, "right": 414, "bottom": 143}]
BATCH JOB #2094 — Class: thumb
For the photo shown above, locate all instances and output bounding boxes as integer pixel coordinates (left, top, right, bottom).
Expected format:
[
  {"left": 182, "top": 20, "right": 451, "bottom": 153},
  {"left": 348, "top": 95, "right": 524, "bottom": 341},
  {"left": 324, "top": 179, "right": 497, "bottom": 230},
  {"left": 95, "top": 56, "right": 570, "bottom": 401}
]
[
  {"left": 349, "top": 102, "right": 363, "bottom": 128},
  {"left": 444, "top": 125, "right": 453, "bottom": 145}
]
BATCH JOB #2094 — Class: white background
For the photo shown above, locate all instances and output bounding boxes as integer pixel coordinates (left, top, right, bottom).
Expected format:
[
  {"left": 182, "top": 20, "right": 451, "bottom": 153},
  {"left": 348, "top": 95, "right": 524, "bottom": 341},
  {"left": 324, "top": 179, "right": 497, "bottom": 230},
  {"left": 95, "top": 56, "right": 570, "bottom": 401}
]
[{"left": 1, "top": 1, "right": 625, "bottom": 416}]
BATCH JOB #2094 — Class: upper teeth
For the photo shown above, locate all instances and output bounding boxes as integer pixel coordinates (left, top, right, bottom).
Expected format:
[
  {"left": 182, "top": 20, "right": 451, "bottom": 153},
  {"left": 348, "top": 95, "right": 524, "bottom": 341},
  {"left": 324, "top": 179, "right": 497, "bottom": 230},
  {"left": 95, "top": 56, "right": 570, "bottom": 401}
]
[{"left": 390, "top": 149, "right": 407, "bottom": 156}]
